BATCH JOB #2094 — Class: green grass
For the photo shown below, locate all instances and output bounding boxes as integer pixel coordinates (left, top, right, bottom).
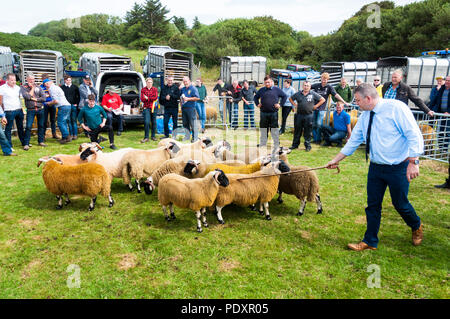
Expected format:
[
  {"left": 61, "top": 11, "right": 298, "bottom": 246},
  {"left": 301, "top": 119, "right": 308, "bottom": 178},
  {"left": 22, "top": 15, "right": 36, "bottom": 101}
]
[{"left": 0, "top": 127, "right": 448, "bottom": 299}]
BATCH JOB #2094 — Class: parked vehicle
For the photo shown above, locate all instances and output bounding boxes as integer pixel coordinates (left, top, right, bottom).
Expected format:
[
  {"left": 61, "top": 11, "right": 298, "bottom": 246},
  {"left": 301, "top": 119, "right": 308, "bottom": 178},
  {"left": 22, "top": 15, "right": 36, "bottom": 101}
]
[
  {"left": 270, "top": 64, "right": 321, "bottom": 91},
  {"left": 95, "top": 70, "right": 146, "bottom": 124},
  {"left": 12, "top": 52, "right": 20, "bottom": 79},
  {"left": 64, "top": 69, "right": 92, "bottom": 87},
  {"left": 320, "top": 61, "right": 378, "bottom": 87},
  {"left": 79, "top": 52, "right": 133, "bottom": 84},
  {"left": 141, "top": 45, "right": 197, "bottom": 82},
  {"left": 220, "top": 56, "right": 266, "bottom": 86},
  {"left": 0, "top": 46, "right": 14, "bottom": 80},
  {"left": 19, "top": 50, "right": 65, "bottom": 85},
  {"left": 421, "top": 49, "right": 449, "bottom": 59},
  {"left": 377, "top": 56, "right": 450, "bottom": 106}
]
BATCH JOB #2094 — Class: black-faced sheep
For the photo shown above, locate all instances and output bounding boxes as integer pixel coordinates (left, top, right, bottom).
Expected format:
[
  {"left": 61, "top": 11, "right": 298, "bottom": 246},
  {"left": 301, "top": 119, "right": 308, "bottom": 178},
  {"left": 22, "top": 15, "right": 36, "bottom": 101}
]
[
  {"left": 215, "top": 146, "right": 291, "bottom": 164},
  {"left": 38, "top": 157, "right": 114, "bottom": 211},
  {"left": 158, "top": 169, "right": 230, "bottom": 233}
]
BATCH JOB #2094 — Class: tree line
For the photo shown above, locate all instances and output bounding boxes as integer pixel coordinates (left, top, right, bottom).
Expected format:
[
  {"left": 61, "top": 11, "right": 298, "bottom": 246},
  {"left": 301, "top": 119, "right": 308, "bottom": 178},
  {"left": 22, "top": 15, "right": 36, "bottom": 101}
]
[{"left": 25, "top": 0, "right": 450, "bottom": 69}]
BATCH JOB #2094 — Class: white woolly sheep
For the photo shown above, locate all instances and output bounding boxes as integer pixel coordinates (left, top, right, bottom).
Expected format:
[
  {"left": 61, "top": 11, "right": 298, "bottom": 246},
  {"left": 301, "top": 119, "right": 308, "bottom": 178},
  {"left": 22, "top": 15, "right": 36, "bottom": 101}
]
[
  {"left": 158, "top": 169, "right": 230, "bottom": 232},
  {"left": 37, "top": 156, "right": 114, "bottom": 211}
]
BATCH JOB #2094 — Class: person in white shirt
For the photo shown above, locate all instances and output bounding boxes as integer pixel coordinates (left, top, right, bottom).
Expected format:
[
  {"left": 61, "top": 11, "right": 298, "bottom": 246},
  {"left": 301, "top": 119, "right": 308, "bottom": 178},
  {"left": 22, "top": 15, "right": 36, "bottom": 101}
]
[
  {"left": 0, "top": 73, "right": 25, "bottom": 148},
  {"left": 43, "top": 78, "right": 72, "bottom": 144}
]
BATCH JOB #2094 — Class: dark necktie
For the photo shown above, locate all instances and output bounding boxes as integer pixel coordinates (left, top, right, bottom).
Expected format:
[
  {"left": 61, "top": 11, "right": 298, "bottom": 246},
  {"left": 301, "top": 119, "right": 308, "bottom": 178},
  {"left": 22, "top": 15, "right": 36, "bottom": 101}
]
[{"left": 366, "top": 111, "right": 375, "bottom": 162}]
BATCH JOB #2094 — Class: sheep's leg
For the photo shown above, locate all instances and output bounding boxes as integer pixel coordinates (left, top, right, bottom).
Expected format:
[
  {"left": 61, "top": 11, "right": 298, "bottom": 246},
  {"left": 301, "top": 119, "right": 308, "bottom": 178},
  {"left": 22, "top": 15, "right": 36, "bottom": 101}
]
[
  {"left": 56, "top": 196, "right": 63, "bottom": 210},
  {"left": 163, "top": 205, "right": 170, "bottom": 222},
  {"left": 216, "top": 206, "right": 225, "bottom": 224},
  {"left": 64, "top": 194, "right": 71, "bottom": 206},
  {"left": 277, "top": 190, "right": 283, "bottom": 204},
  {"left": 135, "top": 179, "right": 142, "bottom": 193},
  {"left": 201, "top": 208, "right": 208, "bottom": 228},
  {"left": 316, "top": 194, "right": 323, "bottom": 214},
  {"left": 127, "top": 183, "right": 134, "bottom": 192},
  {"left": 248, "top": 204, "right": 257, "bottom": 211},
  {"left": 108, "top": 195, "right": 115, "bottom": 208},
  {"left": 264, "top": 202, "right": 272, "bottom": 221},
  {"left": 89, "top": 196, "right": 97, "bottom": 212},
  {"left": 297, "top": 199, "right": 307, "bottom": 216},
  {"left": 259, "top": 202, "right": 264, "bottom": 216},
  {"left": 169, "top": 204, "right": 176, "bottom": 220},
  {"left": 195, "top": 210, "right": 203, "bottom": 233}
]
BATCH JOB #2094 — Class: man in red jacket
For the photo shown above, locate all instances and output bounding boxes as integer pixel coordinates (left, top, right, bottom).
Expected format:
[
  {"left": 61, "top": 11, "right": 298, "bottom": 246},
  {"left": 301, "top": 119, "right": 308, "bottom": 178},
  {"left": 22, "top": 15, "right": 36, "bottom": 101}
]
[
  {"left": 101, "top": 89, "right": 124, "bottom": 136},
  {"left": 140, "top": 78, "right": 158, "bottom": 142}
]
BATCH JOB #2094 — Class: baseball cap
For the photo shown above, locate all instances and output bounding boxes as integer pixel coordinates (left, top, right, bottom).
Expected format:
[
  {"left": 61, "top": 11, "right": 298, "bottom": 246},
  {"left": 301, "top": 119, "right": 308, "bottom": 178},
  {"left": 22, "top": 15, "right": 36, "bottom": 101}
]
[
  {"left": 84, "top": 75, "right": 91, "bottom": 80},
  {"left": 42, "top": 78, "right": 51, "bottom": 84},
  {"left": 436, "top": 76, "right": 444, "bottom": 80}
]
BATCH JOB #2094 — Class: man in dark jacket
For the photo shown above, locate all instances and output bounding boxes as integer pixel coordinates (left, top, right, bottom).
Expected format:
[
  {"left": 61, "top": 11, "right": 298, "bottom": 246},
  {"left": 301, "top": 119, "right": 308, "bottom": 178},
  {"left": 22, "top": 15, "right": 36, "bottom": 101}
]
[
  {"left": 382, "top": 69, "right": 434, "bottom": 117},
  {"left": 430, "top": 75, "right": 450, "bottom": 165},
  {"left": 254, "top": 76, "right": 287, "bottom": 149},
  {"left": 61, "top": 75, "right": 80, "bottom": 140},
  {"left": 159, "top": 76, "right": 181, "bottom": 138}
]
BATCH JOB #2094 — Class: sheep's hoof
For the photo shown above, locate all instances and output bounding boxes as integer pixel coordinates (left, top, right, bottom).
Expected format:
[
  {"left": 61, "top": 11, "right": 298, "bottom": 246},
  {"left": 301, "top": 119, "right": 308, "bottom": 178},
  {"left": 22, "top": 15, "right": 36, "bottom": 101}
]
[
  {"left": 88, "top": 206, "right": 95, "bottom": 212},
  {"left": 109, "top": 200, "right": 115, "bottom": 208},
  {"left": 297, "top": 212, "right": 304, "bottom": 216},
  {"left": 56, "top": 205, "right": 63, "bottom": 210},
  {"left": 64, "top": 200, "right": 71, "bottom": 206},
  {"left": 137, "top": 189, "right": 142, "bottom": 194},
  {"left": 197, "top": 227, "right": 203, "bottom": 233},
  {"left": 249, "top": 205, "right": 256, "bottom": 211},
  {"left": 259, "top": 210, "right": 264, "bottom": 216},
  {"left": 265, "top": 215, "right": 272, "bottom": 221},
  {"left": 218, "top": 220, "right": 225, "bottom": 225},
  {"left": 127, "top": 186, "right": 134, "bottom": 192},
  {"left": 203, "top": 223, "right": 209, "bottom": 228},
  {"left": 317, "top": 209, "right": 323, "bottom": 215},
  {"left": 277, "top": 198, "right": 283, "bottom": 204},
  {"left": 165, "top": 216, "right": 171, "bottom": 222},
  {"left": 170, "top": 213, "right": 176, "bottom": 220}
]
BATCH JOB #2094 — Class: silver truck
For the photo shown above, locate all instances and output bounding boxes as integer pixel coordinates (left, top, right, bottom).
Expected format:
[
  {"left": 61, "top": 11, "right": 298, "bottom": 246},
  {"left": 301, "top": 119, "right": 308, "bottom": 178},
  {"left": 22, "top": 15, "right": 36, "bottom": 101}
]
[
  {"left": 321, "top": 61, "right": 378, "bottom": 87},
  {"left": 79, "top": 52, "right": 133, "bottom": 84},
  {"left": 220, "top": 56, "right": 266, "bottom": 86},
  {"left": 142, "top": 45, "right": 197, "bottom": 82},
  {"left": 19, "top": 50, "right": 65, "bottom": 85},
  {"left": 0, "top": 46, "right": 14, "bottom": 80},
  {"left": 377, "top": 56, "right": 450, "bottom": 106}
]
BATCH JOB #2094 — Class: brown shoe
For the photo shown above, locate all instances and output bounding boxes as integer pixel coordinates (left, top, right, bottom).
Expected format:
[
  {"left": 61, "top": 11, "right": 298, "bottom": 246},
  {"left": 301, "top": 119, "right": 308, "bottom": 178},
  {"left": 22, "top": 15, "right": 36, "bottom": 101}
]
[
  {"left": 59, "top": 138, "right": 70, "bottom": 144},
  {"left": 38, "top": 142, "right": 47, "bottom": 147},
  {"left": 347, "top": 242, "right": 377, "bottom": 251},
  {"left": 23, "top": 145, "right": 30, "bottom": 151},
  {"left": 141, "top": 138, "right": 149, "bottom": 143},
  {"left": 412, "top": 224, "right": 423, "bottom": 246}
]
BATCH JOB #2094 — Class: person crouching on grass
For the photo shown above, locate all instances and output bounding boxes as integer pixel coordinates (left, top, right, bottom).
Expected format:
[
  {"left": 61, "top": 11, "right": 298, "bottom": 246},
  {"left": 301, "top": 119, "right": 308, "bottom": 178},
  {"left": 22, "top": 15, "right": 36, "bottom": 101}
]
[{"left": 78, "top": 94, "right": 117, "bottom": 150}]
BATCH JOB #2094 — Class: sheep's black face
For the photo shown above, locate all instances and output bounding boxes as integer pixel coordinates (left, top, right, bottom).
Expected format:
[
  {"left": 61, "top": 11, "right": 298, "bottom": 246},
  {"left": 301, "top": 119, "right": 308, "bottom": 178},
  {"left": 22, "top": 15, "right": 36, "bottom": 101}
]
[
  {"left": 143, "top": 177, "right": 154, "bottom": 195},
  {"left": 80, "top": 148, "right": 95, "bottom": 161},
  {"left": 202, "top": 137, "right": 213, "bottom": 148},
  {"left": 183, "top": 160, "right": 199, "bottom": 175},
  {"left": 278, "top": 160, "right": 291, "bottom": 173},
  {"left": 215, "top": 169, "right": 229, "bottom": 187},
  {"left": 169, "top": 143, "right": 181, "bottom": 154}
]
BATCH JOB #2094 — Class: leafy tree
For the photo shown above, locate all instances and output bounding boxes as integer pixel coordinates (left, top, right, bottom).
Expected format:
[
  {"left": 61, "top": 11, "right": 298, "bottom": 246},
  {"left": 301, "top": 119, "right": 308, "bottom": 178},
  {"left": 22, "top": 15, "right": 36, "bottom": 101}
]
[
  {"left": 172, "top": 16, "right": 188, "bottom": 33},
  {"left": 192, "top": 16, "right": 202, "bottom": 30}
]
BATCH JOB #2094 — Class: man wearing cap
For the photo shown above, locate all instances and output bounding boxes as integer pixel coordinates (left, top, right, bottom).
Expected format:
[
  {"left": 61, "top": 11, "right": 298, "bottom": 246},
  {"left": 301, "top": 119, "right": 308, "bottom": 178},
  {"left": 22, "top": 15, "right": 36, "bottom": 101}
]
[
  {"left": 41, "top": 73, "right": 58, "bottom": 140},
  {"left": 20, "top": 72, "right": 47, "bottom": 150},
  {"left": 78, "top": 94, "right": 117, "bottom": 150},
  {"left": 0, "top": 73, "right": 26, "bottom": 149},
  {"left": 79, "top": 75, "right": 98, "bottom": 109},
  {"left": 373, "top": 76, "right": 383, "bottom": 97},
  {"left": 101, "top": 88, "right": 124, "bottom": 136},
  {"left": 43, "top": 78, "right": 72, "bottom": 144}
]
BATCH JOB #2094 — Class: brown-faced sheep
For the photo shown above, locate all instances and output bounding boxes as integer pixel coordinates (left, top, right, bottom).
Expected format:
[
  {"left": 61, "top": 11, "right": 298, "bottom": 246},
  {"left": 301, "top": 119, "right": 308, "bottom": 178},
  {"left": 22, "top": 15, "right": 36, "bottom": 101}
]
[
  {"left": 206, "top": 106, "right": 218, "bottom": 123},
  {"left": 158, "top": 170, "right": 230, "bottom": 232},
  {"left": 38, "top": 157, "right": 114, "bottom": 211}
]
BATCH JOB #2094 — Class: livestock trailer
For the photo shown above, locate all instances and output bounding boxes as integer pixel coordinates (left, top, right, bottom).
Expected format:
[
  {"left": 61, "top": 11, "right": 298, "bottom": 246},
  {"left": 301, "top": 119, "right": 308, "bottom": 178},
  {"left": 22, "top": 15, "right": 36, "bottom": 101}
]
[
  {"left": 0, "top": 46, "right": 14, "bottom": 80},
  {"left": 321, "top": 61, "right": 378, "bottom": 87},
  {"left": 79, "top": 52, "right": 133, "bottom": 84},
  {"left": 19, "top": 50, "right": 65, "bottom": 85},
  {"left": 377, "top": 56, "right": 450, "bottom": 105},
  {"left": 270, "top": 66, "right": 321, "bottom": 91},
  {"left": 220, "top": 56, "right": 266, "bottom": 86},
  {"left": 142, "top": 45, "right": 196, "bottom": 82}
]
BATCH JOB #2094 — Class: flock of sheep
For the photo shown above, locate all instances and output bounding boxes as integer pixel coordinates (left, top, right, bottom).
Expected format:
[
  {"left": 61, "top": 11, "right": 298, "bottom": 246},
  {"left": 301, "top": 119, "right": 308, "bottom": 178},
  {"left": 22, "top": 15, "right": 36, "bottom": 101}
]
[{"left": 37, "top": 137, "right": 322, "bottom": 232}]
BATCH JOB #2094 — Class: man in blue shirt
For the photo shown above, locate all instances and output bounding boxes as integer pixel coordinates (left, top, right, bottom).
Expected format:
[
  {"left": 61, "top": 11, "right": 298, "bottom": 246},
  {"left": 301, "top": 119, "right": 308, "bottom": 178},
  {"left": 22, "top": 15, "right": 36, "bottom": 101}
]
[
  {"left": 254, "top": 76, "right": 287, "bottom": 149},
  {"left": 327, "top": 83, "right": 424, "bottom": 251},
  {"left": 321, "top": 102, "right": 352, "bottom": 147},
  {"left": 180, "top": 76, "right": 200, "bottom": 142}
]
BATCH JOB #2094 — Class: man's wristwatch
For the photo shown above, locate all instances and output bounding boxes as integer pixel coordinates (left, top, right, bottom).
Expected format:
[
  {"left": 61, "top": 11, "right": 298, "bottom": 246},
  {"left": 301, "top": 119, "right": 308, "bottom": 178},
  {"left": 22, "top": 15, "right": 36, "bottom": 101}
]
[{"left": 409, "top": 159, "right": 420, "bottom": 165}]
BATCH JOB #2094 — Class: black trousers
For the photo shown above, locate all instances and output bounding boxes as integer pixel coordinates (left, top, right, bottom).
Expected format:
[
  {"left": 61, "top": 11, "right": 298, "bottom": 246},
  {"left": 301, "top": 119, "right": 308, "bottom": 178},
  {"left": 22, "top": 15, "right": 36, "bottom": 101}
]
[
  {"left": 291, "top": 113, "right": 313, "bottom": 148},
  {"left": 88, "top": 124, "right": 114, "bottom": 144},
  {"left": 280, "top": 106, "right": 292, "bottom": 133}
]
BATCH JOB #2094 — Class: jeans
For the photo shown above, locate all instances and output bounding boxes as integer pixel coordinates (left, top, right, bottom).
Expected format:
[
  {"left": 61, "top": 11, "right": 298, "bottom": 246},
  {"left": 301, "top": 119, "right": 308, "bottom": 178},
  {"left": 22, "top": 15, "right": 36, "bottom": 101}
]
[
  {"left": 182, "top": 107, "right": 198, "bottom": 141},
  {"left": 57, "top": 105, "right": 71, "bottom": 139},
  {"left": 0, "top": 123, "right": 13, "bottom": 155},
  {"left": 312, "top": 110, "right": 326, "bottom": 142},
  {"left": 363, "top": 162, "right": 421, "bottom": 248},
  {"left": 106, "top": 111, "right": 124, "bottom": 133},
  {"left": 321, "top": 125, "right": 347, "bottom": 145},
  {"left": 164, "top": 107, "right": 179, "bottom": 137},
  {"left": 291, "top": 113, "right": 313, "bottom": 149},
  {"left": 88, "top": 124, "right": 114, "bottom": 144},
  {"left": 195, "top": 101, "right": 206, "bottom": 130},
  {"left": 232, "top": 102, "right": 239, "bottom": 128},
  {"left": 44, "top": 104, "right": 57, "bottom": 136},
  {"left": 25, "top": 108, "right": 45, "bottom": 145},
  {"left": 69, "top": 105, "right": 79, "bottom": 137},
  {"left": 143, "top": 108, "right": 156, "bottom": 139},
  {"left": 226, "top": 100, "right": 232, "bottom": 124},
  {"left": 260, "top": 111, "right": 279, "bottom": 148},
  {"left": 244, "top": 102, "right": 255, "bottom": 129},
  {"left": 4, "top": 109, "right": 25, "bottom": 146},
  {"left": 218, "top": 98, "right": 224, "bottom": 122},
  {"left": 280, "top": 106, "right": 293, "bottom": 133}
]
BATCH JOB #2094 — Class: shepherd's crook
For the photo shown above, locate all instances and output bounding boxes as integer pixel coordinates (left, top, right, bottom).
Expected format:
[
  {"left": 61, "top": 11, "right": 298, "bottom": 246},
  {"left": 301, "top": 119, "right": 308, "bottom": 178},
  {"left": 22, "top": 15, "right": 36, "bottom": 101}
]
[{"left": 236, "top": 165, "right": 340, "bottom": 181}]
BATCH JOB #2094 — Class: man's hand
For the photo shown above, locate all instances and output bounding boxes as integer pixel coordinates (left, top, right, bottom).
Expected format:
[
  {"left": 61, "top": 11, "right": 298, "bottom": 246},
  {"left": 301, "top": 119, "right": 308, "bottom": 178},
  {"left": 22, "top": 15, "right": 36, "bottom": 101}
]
[
  {"left": 274, "top": 103, "right": 280, "bottom": 109},
  {"left": 257, "top": 104, "right": 262, "bottom": 108},
  {"left": 82, "top": 124, "right": 91, "bottom": 132},
  {"left": 406, "top": 162, "right": 419, "bottom": 182},
  {"left": 1, "top": 117, "right": 7, "bottom": 126},
  {"left": 166, "top": 95, "right": 170, "bottom": 101},
  {"left": 100, "top": 122, "right": 105, "bottom": 128},
  {"left": 427, "top": 110, "right": 435, "bottom": 117},
  {"left": 326, "top": 159, "right": 340, "bottom": 169}
]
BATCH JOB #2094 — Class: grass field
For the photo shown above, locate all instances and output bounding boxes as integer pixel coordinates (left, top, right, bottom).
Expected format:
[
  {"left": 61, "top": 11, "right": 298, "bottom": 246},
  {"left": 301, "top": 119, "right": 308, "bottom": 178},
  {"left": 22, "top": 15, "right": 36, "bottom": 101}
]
[{"left": 0, "top": 126, "right": 448, "bottom": 299}]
